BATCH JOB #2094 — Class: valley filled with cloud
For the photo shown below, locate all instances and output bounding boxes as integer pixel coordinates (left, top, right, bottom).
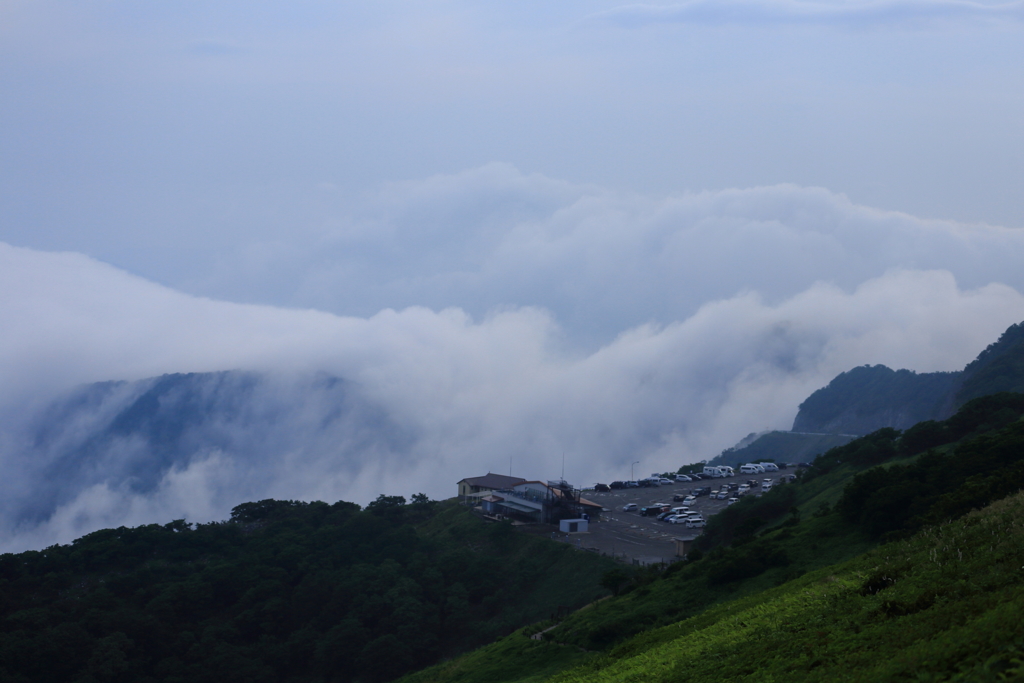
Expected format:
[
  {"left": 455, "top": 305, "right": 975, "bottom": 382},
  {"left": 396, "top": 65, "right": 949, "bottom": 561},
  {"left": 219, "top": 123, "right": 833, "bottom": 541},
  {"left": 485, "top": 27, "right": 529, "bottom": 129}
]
[
  {"left": 2, "top": 0, "right": 1023, "bottom": 551},
  {"left": 2, "top": 175, "right": 1023, "bottom": 551}
]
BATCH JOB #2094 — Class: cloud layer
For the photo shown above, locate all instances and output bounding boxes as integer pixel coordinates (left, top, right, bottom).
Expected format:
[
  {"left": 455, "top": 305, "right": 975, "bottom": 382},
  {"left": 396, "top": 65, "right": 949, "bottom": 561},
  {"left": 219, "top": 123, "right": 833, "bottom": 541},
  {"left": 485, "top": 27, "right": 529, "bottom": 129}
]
[
  {"left": 2, "top": 226, "right": 1023, "bottom": 551},
  {"left": 196, "top": 165, "right": 1024, "bottom": 342}
]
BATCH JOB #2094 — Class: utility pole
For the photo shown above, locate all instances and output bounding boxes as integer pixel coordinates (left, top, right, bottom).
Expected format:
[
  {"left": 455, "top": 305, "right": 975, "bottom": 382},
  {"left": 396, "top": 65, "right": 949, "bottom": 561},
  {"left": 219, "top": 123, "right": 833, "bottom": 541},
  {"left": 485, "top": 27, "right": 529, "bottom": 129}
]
[{"left": 631, "top": 460, "right": 639, "bottom": 482}]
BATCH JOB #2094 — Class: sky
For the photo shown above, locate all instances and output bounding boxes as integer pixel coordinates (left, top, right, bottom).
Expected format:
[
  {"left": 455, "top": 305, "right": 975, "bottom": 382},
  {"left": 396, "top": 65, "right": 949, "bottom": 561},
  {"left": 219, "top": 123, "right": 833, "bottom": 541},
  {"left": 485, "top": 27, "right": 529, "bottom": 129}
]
[{"left": 2, "top": 0, "right": 1024, "bottom": 549}]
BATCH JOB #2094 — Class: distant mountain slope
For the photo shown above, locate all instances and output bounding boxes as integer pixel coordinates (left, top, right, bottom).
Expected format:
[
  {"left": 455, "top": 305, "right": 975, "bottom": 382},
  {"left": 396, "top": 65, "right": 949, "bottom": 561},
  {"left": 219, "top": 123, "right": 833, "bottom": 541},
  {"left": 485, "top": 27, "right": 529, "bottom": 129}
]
[
  {"left": 2, "top": 371, "right": 412, "bottom": 542},
  {"left": 791, "top": 365, "right": 958, "bottom": 434},
  {"left": 791, "top": 319, "right": 1024, "bottom": 435},
  {"left": 953, "top": 320, "right": 1024, "bottom": 405}
]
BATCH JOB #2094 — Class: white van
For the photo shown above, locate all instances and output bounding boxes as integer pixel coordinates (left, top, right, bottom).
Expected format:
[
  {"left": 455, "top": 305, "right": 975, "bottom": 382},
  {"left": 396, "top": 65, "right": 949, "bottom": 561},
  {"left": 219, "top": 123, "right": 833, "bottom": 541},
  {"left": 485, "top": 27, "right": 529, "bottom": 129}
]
[
  {"left": 718, "top": 466, "right": 735, "bottom": 477},
  {"left": 702, "top": 466, "right": 726, "bottom": 478},
  {"left": 740, "top": 464, "right": 760, "bottom": 475},
  {"left": 761, "top": 462, "right": 780, "bottom": 472}
]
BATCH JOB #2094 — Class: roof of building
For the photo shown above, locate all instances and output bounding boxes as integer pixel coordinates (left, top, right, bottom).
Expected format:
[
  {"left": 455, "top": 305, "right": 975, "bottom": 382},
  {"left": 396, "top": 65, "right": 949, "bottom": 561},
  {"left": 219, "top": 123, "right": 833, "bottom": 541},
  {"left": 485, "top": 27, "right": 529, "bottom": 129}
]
[{"left": 458, "top": 473, "right": 527, "bottom": 490}]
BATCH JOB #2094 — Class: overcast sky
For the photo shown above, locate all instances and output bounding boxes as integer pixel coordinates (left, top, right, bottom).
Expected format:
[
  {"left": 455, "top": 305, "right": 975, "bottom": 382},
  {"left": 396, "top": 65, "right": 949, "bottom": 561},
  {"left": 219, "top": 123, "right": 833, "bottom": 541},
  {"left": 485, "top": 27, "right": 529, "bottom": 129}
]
[
  {"left": 2, "top": 0, "right": 1024, "bottom": 548},
  {"left": 3, "top": 0, "right": 1023, "bottom": 293}
]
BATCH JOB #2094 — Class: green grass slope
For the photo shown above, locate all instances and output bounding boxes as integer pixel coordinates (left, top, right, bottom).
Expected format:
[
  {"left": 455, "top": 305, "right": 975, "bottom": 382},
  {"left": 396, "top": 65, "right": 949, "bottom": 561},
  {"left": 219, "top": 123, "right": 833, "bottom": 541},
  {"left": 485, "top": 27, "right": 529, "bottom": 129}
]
[
  {"left": 403, "top": 394, "right": 1024, "bottom": 683},
  {"left": 548, "top": 489, "right": 1024, "bottom": 682},
  {"left": 405, "top": 490, "right": 1024, "bottom": 683}
]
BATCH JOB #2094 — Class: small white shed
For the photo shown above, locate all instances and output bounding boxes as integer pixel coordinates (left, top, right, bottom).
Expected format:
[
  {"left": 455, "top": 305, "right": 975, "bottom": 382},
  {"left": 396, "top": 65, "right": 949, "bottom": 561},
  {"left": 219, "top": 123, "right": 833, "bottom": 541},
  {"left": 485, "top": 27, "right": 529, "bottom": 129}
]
[{"left": 559, "top": 518, "right": 589, "bottom": 533}]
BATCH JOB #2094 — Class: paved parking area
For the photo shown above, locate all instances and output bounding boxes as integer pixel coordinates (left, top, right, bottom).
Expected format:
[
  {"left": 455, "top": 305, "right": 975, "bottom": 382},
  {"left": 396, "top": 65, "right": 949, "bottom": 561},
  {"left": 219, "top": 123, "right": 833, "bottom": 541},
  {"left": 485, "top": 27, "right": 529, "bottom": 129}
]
[{"left": 521, "top": 478, "right": 781, "bottom": 565}]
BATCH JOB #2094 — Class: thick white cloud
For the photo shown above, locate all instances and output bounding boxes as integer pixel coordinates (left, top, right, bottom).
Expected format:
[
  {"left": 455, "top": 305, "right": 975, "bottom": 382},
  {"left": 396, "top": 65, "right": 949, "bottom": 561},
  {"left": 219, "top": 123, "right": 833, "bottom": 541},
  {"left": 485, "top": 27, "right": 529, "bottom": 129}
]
[
  {"left": 191, "top": 166, "right": 1024, "bottom": 342},
  {"left": 2, "top": 235, "right": 1023, "bottom": 551}
]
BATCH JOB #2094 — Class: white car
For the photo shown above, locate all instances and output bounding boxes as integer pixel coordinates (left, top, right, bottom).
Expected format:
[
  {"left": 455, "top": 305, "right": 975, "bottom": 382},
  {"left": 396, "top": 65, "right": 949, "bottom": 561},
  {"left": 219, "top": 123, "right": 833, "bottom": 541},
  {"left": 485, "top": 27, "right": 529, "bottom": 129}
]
[
  {"left": 683, "top": 495, "right": 697, "bottom": 504},
  {"left": 659, "top": 478, "right": 675, "bottom": 485},
  {"left": 622, "top": 503, "right": 638, "bottom": 511},
  {"left": 716, "top": 491, "right": 729, "bottom": 500},
  {"left": 727, "top": 497, "right": 739, "bottom": 505},
  {"left": 668, "top": 515, "right": 690, "bottom": 524},
  {"left": 686, "top": 519, "right": 706, "bottom": 528}
]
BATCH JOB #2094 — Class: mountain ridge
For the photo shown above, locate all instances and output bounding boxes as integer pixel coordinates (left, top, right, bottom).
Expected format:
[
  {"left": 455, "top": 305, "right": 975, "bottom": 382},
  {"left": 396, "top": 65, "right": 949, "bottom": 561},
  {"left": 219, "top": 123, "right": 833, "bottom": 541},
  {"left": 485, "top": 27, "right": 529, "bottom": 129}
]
[{"left": 790, "top": 320, "right": 1024, "bottom": 435}]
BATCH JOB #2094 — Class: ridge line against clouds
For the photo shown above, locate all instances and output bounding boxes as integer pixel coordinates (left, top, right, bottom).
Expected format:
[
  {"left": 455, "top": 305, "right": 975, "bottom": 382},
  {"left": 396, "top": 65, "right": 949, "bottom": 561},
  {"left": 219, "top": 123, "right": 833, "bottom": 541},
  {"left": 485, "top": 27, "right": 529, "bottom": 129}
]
[
  {"left": 593, "top": 0, "right": 1024, "bottom": 26},
  {"left": 3, "top": 236, "right": 1024, "bottom": 551}
]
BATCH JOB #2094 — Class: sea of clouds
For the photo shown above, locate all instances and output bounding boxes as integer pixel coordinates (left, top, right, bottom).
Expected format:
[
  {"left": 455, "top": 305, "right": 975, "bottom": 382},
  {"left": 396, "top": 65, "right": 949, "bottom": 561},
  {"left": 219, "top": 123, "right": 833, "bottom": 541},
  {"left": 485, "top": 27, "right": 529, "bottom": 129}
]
[{"left": 2, "top": 167, "right": 1024, "bottom": 552}]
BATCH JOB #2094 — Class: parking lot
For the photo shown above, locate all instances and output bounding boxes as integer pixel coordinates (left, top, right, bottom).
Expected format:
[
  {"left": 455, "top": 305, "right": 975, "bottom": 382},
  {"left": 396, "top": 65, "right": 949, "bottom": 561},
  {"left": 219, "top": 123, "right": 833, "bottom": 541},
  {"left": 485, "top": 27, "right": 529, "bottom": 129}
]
[{"left": 530, "top": 476, "right": 784, "bottom": 565}]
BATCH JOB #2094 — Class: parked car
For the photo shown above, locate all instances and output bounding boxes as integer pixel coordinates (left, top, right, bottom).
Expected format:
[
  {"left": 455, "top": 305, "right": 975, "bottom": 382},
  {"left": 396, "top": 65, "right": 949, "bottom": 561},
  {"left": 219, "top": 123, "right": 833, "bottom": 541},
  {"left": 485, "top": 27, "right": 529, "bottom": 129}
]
[
  {"left": 683, "top": 495, "right": 697, "bottom": 504},
  {"left": 727, "top": 497, "right": 739, "bottom": 505},
  {"left": 686, "top": 519, "right": 706, "bottom": 528},
  {"left": 668, "top": 515, "right": 690, "bottom": 524},
  {"left": 594, "top": 483, "right": 611, "bottom": 492},
  {"left": 609, "top": 481, "right": 626, "bottom": 489},
  {"left": 659, "top": 478, "right": 675, "bottom": 485},
  {"left": 626, "top": 481, "right": 639, "bottom": 488},
  {"left": 622, "top": 503, "right": 638, "bottom": 511},
  {"left": 716, "top": 490, "right": 729, "bottom": 500},
  {"left": 657, "top": 511, "right": 674, "bottom": 521},
  {"left": 674, "top": 474, "right": 692, "bottom": 482},
  {"left": 673, "top": 494, "right": 688, "bottom": 502}
]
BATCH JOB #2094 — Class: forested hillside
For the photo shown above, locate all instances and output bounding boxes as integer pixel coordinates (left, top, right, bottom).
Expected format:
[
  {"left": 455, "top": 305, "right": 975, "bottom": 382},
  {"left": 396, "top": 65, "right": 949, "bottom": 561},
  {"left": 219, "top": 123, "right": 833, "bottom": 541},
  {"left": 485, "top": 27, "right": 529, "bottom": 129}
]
[
  {"left": 791, "top": 364, "right": 958, "bottom": 434},
  {"left": 0, "top": 497, "right": 615, "bottom": 683},
  {"left": 954, "top": 320, "right": 1024, "bottom": 405},
  {"left": 404, "top": 392, "right": 1024, "bottom": 683}
]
